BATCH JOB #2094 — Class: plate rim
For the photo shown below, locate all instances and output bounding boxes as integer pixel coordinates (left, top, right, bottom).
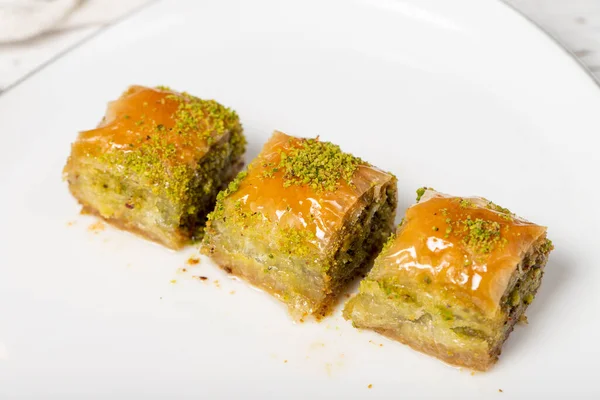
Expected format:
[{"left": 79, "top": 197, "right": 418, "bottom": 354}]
[{"left": 0, "top": 0, "right": 598, "bottom": 98}]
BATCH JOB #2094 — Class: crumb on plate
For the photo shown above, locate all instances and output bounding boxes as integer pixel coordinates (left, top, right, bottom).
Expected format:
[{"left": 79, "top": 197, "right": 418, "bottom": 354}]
[
  {"left": 88, "top": 220, "right": 105, "bottom": 233},
  {"left": 187, "top": 257, "right": 200, "bottom": 265}
]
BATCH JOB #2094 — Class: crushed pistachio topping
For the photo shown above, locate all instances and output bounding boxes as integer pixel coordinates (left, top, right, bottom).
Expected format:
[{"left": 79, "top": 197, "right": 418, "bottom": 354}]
[
  {"left": 433, "top": 198, "right": 512, "bottom": 252},
  {"left": 499, "top": 214, "right": 513, "bottom": 221},
  {"left": 486, "top": 200, "right": 514, "bottom": 221},
  {"left": 486, "top": 200, "right": 511, "bottom": 215},
  {"left": 461, "top": 216, "right": 504, "bottom": 254},
  {"left": 101, "top": 87, "right": 243, "bottom": 204},
  {"left": 207, "top": 171, "right": 249, "bottom": 221},
  {"left": 278, "top": 227, "right": 316, "bottom": 257},
  {"left": 459, "top": 199, "right": 473, "bottom": 208},
  {"left": 165, "top": 90, "right": 239, "bottom": 144},
  {"left": 272, "top": 138, "right": 362, "bottom": 192}
]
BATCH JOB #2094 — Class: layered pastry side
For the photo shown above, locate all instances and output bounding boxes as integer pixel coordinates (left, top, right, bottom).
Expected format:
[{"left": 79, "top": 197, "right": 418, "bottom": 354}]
[
  {"left": 63, "top": 85, "right": 246, "bottom": 249},
  {"left": 344, "top": 188, "right": 554, "bottom": 371},
  {"left": 202, "top": 131, "right": 398, "bottom": 318}
]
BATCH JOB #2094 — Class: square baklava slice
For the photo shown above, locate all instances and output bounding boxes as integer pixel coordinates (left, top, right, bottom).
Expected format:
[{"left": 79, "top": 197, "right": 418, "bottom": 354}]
[
  {"left": 344, "top": 188, "right": 553, "bottom": 370},
  {"left": 64, "top": 85, "right": 246, "bottom": 249},
  {"left": 202, "top": 131, "right": 397, "bottom": 318}
]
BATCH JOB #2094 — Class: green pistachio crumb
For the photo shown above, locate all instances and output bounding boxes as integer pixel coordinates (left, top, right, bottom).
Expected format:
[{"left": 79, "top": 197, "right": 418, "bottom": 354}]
[
  {"left": 524, "top": 293, "right": 534, "bottom": 304},
  {"left": 278, "top": 227, "right": 316, "bottom": 257},
  {"left": 540, "top": 239, "right": 554, "bottom": 254},
  {"left": 416, "top": 187, "right": 429, "bottom": 202},
  {"left": 215, "top": 171, "right": 248, "bottom": 203},
  {"left": 379, "top": 232, "right": 397, "bottom": 255},
  {"left": 487, "top": 200, "right": 511, "bottom": 215},
  {"left": 207, "top": 171, "right": 249, "bottom": 222},
  {"left": 437, "top": 306, "right": 454, "bottom": 321},
  {"left": 432, "top": 226, "right": 439, "bottom": 231},
  {"left": 459, "top": 198, "right": 473, "bottom": 208},
  {"left": 510, "top": 290, "right": 521, "bottom": 307}
]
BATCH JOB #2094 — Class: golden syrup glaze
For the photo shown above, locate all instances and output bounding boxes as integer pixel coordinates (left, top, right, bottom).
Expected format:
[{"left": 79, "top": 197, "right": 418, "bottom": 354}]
[
  {"left": 373, "top": 189, "right": 546, "bottom": 315},
  {"left": 69, "top": 85, "right": 238, "bottom": 165},
  {"left": 226, "top": 131, "right": 395, "bottom": 251}
]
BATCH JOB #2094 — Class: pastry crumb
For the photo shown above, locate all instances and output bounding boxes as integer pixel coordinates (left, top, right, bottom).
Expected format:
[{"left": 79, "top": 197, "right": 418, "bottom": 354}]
[
  {"left": 88, "top": 220, "right": 105, "bottom": 233},
  {"left": 368, "top": 384, "right": 373, "bottom": 389},
  {"left": 187, "top": 257, "right": 200, "bottom": 265},
  {"left": 499, "top": 389, "right": 503, "bottom": 393},
  {"left": 284, "top": 360, "right": 288, "bottom": 364},
  {"left": 66, "top": 220, "right": 76, "bottom": 227},
  {"left": 170, "top": 279, "right": 177, "bottom": 284}
]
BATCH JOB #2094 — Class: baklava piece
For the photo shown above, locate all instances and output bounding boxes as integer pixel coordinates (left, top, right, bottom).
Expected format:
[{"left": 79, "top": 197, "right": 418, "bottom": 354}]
[
  {"left": 64, "top": 85, "right": 246, "bottom": 249},
  {"left": 202, "top": 131, "right": 397, "bottom": 317},
  {"left": 344, "top": 188, "right": 553, "bottom": 371}
]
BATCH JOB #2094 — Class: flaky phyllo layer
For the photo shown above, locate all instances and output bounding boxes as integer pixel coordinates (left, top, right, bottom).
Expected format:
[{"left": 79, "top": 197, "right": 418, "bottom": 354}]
[
  {"left": 203, "top": 131, "right": 397, "bottom": 317},
  {"left": 344, "top": 188, "right": 553, "bottom": 371},
  {"left": 64, "top": 86, "right": 246, "bottom": 249}
]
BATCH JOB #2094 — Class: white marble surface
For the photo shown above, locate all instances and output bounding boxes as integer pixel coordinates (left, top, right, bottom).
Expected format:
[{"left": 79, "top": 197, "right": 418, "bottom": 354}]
[
  {"left": 505, "top": 0, "right": 600, "bottom": 74},
  {"left": 0, "top": 0, "right": 149, "bottom": 91},
  {"left": 0, "top": 0, "right": 599, "bottom": 92}
]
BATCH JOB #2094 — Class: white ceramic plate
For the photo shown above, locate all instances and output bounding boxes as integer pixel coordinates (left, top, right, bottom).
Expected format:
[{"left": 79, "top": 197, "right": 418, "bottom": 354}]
[{"left": 1, "top": 0, "right": 599, "bottom": 398}]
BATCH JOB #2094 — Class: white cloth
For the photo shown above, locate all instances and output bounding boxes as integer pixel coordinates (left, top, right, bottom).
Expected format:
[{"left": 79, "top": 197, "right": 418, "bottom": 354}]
[{"left": 0, "top": 0, "right": 80, "bottom": 43}]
